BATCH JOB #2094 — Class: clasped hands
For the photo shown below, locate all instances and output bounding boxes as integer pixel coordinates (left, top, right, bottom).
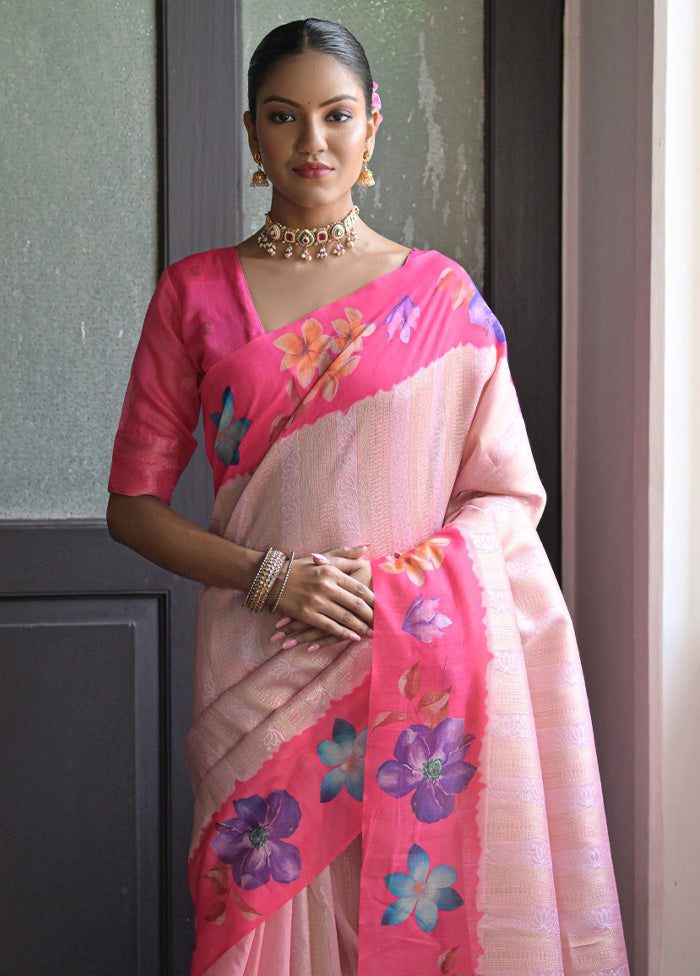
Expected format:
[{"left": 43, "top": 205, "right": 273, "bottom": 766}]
[{"left": 268, "top": 546, "right": 373, "bottom": 652}]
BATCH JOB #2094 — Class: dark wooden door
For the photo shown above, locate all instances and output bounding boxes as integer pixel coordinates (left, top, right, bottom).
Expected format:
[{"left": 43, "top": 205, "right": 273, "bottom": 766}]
[{"left": 0, "top": 3, "right": 563, "bottom": 973}]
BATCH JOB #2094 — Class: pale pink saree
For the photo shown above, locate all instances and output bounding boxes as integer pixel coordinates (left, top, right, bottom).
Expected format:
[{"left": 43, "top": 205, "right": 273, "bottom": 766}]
[{"left": 109, "top": 247, "right": 629, "bottom": 976}]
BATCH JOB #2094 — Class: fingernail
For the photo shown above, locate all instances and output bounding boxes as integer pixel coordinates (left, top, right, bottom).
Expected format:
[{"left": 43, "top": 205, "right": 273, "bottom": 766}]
[
  {"left": 349, "top": 632, "right": 362, "bottom": 642},
  {"left": 308, "top": 643, "right": 320, "bottom": 652},
  {"left": 276, "top": 617, "right": 292, "bottom": 629},
  {"left": 311, "top": 553, "right": 328, "bottom": 563},
  {"left": 270, "top": 631, "right": 285, "bottom": 643},
  {"left": 282, "top": 638, "right": 297, "bottom": 650}
]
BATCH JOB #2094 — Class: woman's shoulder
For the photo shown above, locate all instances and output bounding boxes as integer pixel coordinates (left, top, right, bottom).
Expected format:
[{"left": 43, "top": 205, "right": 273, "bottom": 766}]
[
  {"left": 164, "top": 246, "right": 241, "bottom": 293},
  {"left": 412, "top": 248, "right": 477, "bottom": 280},
  {"left": 154, "top": 247, "right": 254, "bottom": 362},
  {"left": 363, "top": 232, "right": 478, "bottom": 286}
]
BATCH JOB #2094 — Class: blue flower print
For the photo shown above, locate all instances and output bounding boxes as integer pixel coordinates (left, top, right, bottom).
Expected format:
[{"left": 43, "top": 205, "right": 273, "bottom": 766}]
[
  {"left": 317, "top": 718, "right": 367, "bottom": 803},
  {"left": 382, "top": 843, "right": 464, "bottom": 932},
  {"left": 384, "top": 296, "right": 420, "bottom": 343},
  {"left": 210, "top": 386, "right": 251, "bottom": 466},
  {"left": 468, "top": 292, "right": 506, "bottom": 343}
]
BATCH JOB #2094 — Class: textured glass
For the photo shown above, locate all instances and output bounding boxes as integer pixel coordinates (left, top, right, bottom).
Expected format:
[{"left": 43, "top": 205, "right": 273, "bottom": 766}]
[
  {"left": 241, "top": 1, "right": 484, "bottom": 277},
  {"left": 1, "top": 1, "right": 157, "bottom": 519}
]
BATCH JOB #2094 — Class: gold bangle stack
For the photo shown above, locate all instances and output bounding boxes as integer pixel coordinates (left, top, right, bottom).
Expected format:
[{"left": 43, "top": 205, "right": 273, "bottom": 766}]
[
  {"left": 245, "top": 547, "right": 286, "bottom": 613},
  {"left": 271, "top": 551, "right": 295, "bottom": 613}
]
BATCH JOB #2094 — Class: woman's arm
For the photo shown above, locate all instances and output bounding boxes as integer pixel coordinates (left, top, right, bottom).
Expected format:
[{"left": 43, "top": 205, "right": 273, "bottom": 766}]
[
  {"left": 107, "top": 493, "right": 261, "bottom": 590},
  {"left": 106, "top": 493, "right": 373, "bottom": 641}
]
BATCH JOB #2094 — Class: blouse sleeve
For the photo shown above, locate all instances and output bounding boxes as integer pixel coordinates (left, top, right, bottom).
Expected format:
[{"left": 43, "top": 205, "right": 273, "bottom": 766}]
[{"left": 108, "top": 267, "right": 200, "bottom": 503}]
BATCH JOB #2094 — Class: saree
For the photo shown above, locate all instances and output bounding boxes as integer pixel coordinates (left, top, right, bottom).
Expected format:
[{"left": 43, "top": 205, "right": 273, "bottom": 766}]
[{"left": 109, "top": 246, "right": 629, "bottom": 976}]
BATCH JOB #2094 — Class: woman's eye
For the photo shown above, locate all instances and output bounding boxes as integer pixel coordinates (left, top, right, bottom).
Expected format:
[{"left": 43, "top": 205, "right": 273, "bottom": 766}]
[
  {"left": 270, "top": 111, "right": 294, "bottom": 123},
  {"left": 328, "top": 111, "right": 352, "bottom": 122}
]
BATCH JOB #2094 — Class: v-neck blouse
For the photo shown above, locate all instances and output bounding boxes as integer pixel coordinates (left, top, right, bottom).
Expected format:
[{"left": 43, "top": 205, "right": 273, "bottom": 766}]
[
  {"left": 108, "top": 245, "right": 427, "bottom": 503},
  {"left": 232, "top": 245, "right": 417, "bottom": 338}
]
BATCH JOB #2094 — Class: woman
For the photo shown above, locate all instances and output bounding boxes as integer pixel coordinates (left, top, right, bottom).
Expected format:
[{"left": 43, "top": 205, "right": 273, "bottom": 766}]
[{"left": 107, "top": 19, "right": 629, "bottom": 976}]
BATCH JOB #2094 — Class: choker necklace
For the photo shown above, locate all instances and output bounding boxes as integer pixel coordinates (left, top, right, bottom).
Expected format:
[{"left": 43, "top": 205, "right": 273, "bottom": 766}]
[{"left": 257, "top": 206, "right": 360, "bottom": 261}]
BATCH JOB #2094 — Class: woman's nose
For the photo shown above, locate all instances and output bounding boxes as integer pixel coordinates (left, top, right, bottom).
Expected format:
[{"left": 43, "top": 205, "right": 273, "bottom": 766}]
[{"left": 297, "top": 117, "right": 327, "bottom": 154}]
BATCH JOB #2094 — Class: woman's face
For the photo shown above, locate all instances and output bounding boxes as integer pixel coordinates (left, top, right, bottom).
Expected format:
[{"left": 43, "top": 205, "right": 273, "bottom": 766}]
[{"left": 244, "top": 50, "right": 376, "bottom": 218}]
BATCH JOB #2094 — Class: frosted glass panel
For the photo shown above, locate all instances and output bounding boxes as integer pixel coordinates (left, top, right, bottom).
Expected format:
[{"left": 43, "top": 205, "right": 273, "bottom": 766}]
[
  {"left": 1, "top": 1, "right": 157, "bottom": 519},
  {"left": 241, "top": 1, "right": 484, "bottom": 277}
]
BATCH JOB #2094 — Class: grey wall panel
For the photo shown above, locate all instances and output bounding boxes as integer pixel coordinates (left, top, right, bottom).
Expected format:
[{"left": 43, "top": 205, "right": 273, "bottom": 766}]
[{"left": 0, "top": 0, "right": 158, "bottom": 520}]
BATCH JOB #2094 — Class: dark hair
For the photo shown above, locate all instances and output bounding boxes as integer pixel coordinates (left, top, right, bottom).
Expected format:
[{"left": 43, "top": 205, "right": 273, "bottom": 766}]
[{"left": 247, "top": 19, "right": 373, "bottom": 121}]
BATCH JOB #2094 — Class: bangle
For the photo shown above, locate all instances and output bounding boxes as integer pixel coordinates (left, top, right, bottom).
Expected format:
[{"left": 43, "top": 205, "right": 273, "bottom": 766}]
[
  {"left": 245, "top": 547, "right": 286, "bottom": 613},
  {"left": 271, "top": 551, "right": 295, "bottom": 613}
]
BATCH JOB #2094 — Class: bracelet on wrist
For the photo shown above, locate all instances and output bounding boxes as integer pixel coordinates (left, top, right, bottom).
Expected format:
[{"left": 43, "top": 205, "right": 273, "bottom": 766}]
[
  {"left": 271, "top": 551, "right": 295, "bottom": 613},
  {"left": 245, "top": 547, "right": 286, "bottom": 613}
]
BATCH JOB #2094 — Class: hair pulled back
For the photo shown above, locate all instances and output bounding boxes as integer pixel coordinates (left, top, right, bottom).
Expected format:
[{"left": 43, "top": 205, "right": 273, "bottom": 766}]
[{"left": 247, "top": 19, "right": 373, "bottom": 121}]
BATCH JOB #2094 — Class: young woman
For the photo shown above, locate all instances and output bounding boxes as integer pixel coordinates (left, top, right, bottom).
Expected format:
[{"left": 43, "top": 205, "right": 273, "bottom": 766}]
[{"left": 107, "top": 19, "right": 629, "bottom": 976}]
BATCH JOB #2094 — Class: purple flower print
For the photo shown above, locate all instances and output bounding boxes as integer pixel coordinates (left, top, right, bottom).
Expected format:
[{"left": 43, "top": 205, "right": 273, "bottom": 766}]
[
  {"left": 401, "top": 594, "right": 452, "bottom": 643},
  {"left": 384, "top": 296, "right": 420, "bottom": 343},
  {"left": 469, "top": 292, "right": 506, "bottom": 343},
  {"left": 211, "top": 790, "right": 301, "bottom": 890},
  {"left": 382, "top": 843, "right": 464, "bottom": 932},
  {"left": 317, "top": 718, "right": 367, "bottom": 802},
  {"left": 376, "top": 717, "right": 476, "bottom": 823}
]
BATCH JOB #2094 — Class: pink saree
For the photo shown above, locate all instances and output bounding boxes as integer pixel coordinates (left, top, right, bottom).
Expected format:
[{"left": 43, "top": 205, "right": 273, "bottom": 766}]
[{"left": 109, "top": 247, "right": 629, "bottom": 976}]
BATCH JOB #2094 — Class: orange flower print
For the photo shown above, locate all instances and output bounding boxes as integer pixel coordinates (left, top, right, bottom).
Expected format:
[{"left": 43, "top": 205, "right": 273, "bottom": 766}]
[
  {"left": 309, "top": 349, "right": 361, "bottom": 403},
  {"left": 433, "top": 268, "right": 476, "bottom": 311},
  {"left": 330, "top": 307, "right": 376, "bottom": 354},
  {"left": 380, "top": 536, "right": 451, "bottom": 586},
  {"left": 322, "top": 353, "right": 360, "bottom": 401},
  {"left": 416, "top": 537, "right": 450, "bottom": 570},
  {"left": 273, "top": 317, "right": 331, "bottom": 388}
]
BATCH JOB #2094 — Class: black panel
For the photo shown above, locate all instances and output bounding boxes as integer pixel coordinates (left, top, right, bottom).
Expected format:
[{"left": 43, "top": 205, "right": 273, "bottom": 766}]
[
  {"left": 0, "top": 525, "right": 198, "bottom": 976},
  {"left": 158, "top": 2, "right": 246, "bottom": 965},
  {"left": 161, "top": 0, "right": 243, "bottom": 266},
  {"left": 485, "top": 0, "right": 564, "bottom": 577},
  {"left": 0, "top": 598, "right": 160, "bottom": 976},
  {"left": 162, "top": 0, "right": 244, "bottom": 532}
]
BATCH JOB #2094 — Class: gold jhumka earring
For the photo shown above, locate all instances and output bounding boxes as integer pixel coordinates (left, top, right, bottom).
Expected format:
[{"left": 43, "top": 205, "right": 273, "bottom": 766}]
[
  {"left": 356, "top": 147, "right": 375, "bottom": 187},
  {"left": 250, "top": 150, "right": 269, "bottom": 188}
]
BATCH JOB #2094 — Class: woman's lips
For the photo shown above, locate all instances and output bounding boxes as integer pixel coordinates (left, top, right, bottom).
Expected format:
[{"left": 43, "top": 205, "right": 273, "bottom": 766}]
[{"left": 292, "top": 163, "right": 333, "bottom": 179}]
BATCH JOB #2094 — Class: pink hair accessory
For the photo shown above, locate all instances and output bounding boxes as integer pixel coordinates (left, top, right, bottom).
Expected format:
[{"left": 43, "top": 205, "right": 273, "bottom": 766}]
[{"left": 371, "top": 81, "right": 383, "bottom": 131}]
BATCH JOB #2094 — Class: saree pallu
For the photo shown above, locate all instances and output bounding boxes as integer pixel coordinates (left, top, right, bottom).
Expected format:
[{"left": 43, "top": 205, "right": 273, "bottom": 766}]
[{"left": 109, "top": 247, "right": 629, "bottom": 976}]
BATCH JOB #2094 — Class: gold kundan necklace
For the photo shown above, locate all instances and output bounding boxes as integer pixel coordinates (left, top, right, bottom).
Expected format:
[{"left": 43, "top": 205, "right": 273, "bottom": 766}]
[{"left": 257, "top": 206, "right": 360, "bottom": 261}]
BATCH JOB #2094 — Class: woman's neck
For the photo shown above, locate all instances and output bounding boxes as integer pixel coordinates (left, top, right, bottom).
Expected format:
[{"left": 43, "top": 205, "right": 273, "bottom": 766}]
[{"left": 266, "top": 192, "right": 356, "bottom": 230}]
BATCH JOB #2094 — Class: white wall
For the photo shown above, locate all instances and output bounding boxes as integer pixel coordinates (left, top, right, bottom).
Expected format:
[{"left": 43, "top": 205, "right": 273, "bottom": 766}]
[
  {"left": 562, "top": 2, "right": 653, "bottom": 970},
  {"left": 564, "top": 1, "right": 700, "bottom": 973},
  {"left": 649, "top": 2, "right": 700, "bottom": 973}
]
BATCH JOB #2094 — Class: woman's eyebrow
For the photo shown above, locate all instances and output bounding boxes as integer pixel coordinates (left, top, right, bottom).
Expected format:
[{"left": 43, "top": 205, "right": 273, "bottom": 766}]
[{"left": 261, "top": 94, "right": 359, "bottom": 107}]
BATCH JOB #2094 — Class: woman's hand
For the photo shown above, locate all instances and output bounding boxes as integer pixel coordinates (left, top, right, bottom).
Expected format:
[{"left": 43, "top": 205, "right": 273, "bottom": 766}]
[{"left": 270, "top": 546, "right": 373, "bottom": 650}]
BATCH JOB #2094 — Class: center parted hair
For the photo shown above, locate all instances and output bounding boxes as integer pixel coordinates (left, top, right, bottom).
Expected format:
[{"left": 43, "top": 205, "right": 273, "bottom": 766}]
[{"left": 247, "top": 19, "right": 373, "bottom": 121}]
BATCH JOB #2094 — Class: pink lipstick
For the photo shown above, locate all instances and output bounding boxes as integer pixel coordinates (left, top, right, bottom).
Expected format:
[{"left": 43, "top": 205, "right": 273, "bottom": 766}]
[{"left": 292, "top": 162, "right": 333, "bottom": 179}]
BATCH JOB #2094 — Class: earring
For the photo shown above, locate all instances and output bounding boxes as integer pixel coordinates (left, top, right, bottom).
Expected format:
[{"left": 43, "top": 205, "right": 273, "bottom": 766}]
[
  {"left": 357, "top": 147, "right": 375, "bottom": 187},
  {"left": 250, "top": 150, "right": 269, "bottom": 188}
]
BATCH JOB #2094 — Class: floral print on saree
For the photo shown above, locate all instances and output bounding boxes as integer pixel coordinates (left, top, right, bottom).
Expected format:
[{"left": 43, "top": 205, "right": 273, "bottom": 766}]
[{"left": 109, "top": 247, "right": 629, "bottom": 976}]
